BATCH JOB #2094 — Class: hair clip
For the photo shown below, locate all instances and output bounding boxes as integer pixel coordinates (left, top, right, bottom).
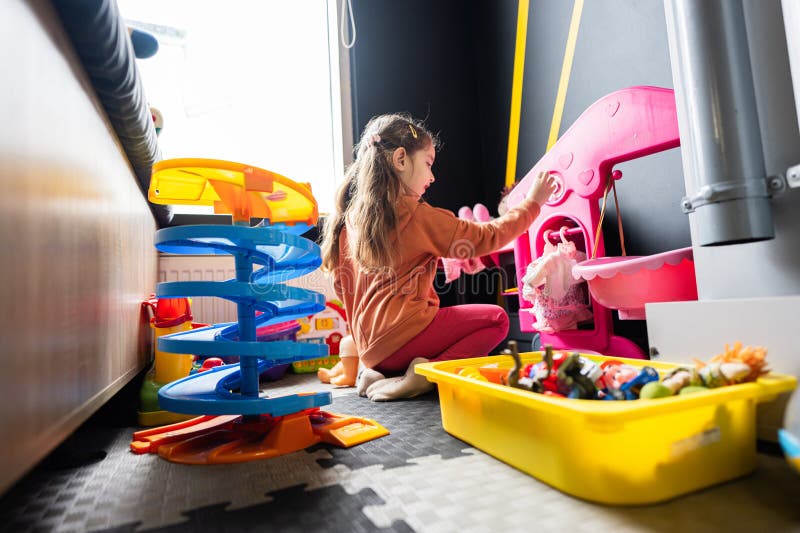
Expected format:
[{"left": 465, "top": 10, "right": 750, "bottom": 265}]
[
  {"left": 370, "top": 133, "right": 381, "bottom": 146},
  {"left": 408, "top": 124, "right": 418, "bottom": 139}
]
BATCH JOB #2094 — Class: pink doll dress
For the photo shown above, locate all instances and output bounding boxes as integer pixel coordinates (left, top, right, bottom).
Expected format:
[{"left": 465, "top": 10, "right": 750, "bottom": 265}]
[{"left": 521, "top": 228, "right": 593, "bottom": 333}]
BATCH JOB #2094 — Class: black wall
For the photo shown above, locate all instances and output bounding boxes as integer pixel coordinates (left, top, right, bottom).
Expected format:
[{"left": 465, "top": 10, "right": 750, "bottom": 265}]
[
  {"left": 348, "top": 0, "right": 693, "bottom": 347},
  {"left": 349, "top": 0, "right": 689, "bottom": 255},
  {"left": 349, "top": 0, "right": 514, "bottom": 215}
]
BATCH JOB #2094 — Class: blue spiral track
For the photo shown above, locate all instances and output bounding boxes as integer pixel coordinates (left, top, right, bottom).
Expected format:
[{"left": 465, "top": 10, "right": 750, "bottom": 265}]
[{"left": 154, "top": 223, "right": 332, "bottom": 417}]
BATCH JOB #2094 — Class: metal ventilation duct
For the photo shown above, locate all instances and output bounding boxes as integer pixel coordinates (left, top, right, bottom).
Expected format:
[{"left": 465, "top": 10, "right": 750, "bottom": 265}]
[{"left": 665, "top": 0, "right": 774, "bottom": 246}]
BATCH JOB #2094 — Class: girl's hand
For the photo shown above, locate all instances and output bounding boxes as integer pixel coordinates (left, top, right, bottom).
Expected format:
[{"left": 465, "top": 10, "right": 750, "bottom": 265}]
[{"left": 526, "top": 171, "right": 557, "bottom": 207}]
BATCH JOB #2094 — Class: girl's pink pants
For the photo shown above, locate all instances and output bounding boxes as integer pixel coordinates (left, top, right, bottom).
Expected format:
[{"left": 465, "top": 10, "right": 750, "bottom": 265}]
[{"left": 374, "top": 304, "right": 510, "bottom": 375}]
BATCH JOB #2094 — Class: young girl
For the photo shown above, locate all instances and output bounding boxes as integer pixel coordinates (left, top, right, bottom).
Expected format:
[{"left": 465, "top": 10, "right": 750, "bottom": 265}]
[{"left": 318, "top": 113, "right": 556, "bottom": 400}]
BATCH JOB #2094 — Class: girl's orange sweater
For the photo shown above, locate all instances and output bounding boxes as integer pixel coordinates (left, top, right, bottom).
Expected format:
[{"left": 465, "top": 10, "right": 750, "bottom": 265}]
[{"left": 334, "top": 194, "right": 540, "bottom": 368}]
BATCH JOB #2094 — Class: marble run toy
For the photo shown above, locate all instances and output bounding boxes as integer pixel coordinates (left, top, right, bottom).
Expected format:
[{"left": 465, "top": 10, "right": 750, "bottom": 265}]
[{"left": 131, "top": 158, "right": 388, "bottom": 464}]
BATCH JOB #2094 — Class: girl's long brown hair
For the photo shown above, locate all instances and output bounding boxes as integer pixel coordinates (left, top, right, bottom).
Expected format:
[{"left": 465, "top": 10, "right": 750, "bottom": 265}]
[{"left": 320, "top": 113, "right": 437, "bottom": 271}]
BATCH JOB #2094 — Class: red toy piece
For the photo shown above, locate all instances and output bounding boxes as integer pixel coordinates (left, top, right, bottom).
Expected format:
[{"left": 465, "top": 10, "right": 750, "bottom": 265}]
[{"left": 198, "top": 358, "right": 225, "bottom": 372}]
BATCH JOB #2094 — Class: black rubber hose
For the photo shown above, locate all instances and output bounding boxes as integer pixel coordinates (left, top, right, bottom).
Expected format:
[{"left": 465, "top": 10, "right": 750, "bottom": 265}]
[{"left": 51, "top": 0, "right": 173, "bottom": 227}]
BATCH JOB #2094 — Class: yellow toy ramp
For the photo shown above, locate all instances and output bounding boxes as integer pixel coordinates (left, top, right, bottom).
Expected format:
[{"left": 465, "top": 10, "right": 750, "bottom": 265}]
[{"left": 149, "top": 158, "right": 318, "bottom": 225}]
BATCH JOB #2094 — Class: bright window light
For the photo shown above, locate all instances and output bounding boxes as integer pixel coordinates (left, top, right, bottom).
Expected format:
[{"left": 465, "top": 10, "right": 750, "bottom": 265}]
[{"left": 117, "top": 0, "right": 344, "bottom": 215}]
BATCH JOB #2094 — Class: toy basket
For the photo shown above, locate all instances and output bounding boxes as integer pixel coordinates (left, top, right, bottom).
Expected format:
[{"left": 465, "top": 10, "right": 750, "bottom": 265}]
[{"left": 416, "top": 352, "right": 796, "bottom": 505}]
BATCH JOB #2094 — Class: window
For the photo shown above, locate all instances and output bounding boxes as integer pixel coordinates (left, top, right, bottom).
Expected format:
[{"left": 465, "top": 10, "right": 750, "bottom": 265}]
[{"left": 117, "top": 0, "right": 347, "bottom": 215}]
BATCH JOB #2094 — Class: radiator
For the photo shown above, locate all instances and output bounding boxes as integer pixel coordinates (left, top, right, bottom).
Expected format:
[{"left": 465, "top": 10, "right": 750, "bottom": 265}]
[{"left": 158, "top": 254, "right": 337, "bottom": 325}]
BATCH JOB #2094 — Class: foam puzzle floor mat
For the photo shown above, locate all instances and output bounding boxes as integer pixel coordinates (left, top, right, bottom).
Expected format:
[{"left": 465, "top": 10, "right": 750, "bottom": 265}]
[{"left": 1, "top": 374, "right": 799, "bottom": 532}]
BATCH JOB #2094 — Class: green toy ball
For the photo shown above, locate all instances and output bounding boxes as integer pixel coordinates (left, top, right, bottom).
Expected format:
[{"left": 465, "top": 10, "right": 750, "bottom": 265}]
[{"left": 639, "top": 381, "right": 672, "bottom": 399}]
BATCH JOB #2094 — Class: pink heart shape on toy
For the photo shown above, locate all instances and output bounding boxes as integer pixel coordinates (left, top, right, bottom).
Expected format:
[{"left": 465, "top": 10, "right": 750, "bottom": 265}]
[
  {"left": 578, "top": 169, "right": 594, "bottom": 185},
  {"left": 607, "top": 101, "right": 620, "bottom": 117},
  {"left": 558, "top": 152, "right": 573, "bottom": 169}
]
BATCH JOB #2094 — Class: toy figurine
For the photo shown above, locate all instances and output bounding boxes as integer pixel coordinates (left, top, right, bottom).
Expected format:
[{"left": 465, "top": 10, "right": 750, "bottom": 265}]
[
  {"left": 503, "top": 341, "right": 549, "bottom": 393},
  {"left": 503, "top": 340, "right": 523, "bottom": 389},
  {"left": 499, "top": 341, "right": 771, "bottom": 402},
  {"left": 662, "top": 368, "right": 692, "bottom": 393},
  {"left": 556, "top": 353, "right": 598, "bottom": 399},
  {"left": 639, "top": 367, "right": 693, "bottom": 399},
  {"left": 619, "top": 367, "right": 660, "bottom": 400},
  {"left": 599, "top": 360, "right": 639, "bottom": 390},
  {"left": 694, "top": 342, "right": 769, "bottom": 387}
]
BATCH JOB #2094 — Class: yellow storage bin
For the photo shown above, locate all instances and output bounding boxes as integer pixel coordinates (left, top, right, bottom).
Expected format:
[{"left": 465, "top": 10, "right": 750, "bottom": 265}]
[{"left": 415, "top": 352, "right": 796, "bottom": 505}]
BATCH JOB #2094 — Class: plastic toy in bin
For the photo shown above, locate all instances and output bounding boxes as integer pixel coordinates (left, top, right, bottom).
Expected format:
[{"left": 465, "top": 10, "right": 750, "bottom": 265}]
[
  {"left": 291, "top": 300, "right": 349, "bottom": 373},
  {"left": 504, "top": 343, "right": 601, "bottom": 399},
  {"left": 492, "top": 340, "right": 773, "bottom": 402},
  {"left": 499, "top": 342, "right": 659, "bottom": 400}
]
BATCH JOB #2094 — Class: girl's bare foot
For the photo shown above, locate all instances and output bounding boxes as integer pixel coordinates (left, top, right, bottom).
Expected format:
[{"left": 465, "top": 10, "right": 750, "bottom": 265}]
[
  {"left": 330, "top": 356, "right": 358, "bottom": 386},
  {"left": 317, "top": 335, "right": 358, "bottom": 387},
  {"left": 317, "top": 362, "right": 340, "bottom": 384}
]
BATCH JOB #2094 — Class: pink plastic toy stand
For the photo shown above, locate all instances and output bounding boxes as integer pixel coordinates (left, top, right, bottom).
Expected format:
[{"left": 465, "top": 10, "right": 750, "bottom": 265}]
[
  {"left": 572, "top": 247, "right": 697, "bottom": 320},
  {"left": 506, "top": 86, "right": 693, "bottom": 359}
]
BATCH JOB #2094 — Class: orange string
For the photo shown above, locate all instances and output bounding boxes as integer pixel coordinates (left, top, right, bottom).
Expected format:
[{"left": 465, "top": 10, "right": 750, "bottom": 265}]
[
  {"left": 612, "top": 178, "right": 626, "bottom": 256},
  {"left": 591, "top": 173, "right": 626, "bottom": 259}
]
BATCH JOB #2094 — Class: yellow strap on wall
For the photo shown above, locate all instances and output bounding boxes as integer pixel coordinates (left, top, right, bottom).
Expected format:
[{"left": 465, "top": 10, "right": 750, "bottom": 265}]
[
  {"left": 505, "top": 0, "right": 530, "bottom": 188},
  {"left": 547, "top": 0, "right": 584, "bottom": 151}
]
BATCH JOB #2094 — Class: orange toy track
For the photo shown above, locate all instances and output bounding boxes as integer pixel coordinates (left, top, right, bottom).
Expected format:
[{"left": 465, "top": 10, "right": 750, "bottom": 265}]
[
  {"left": 148, "top": 158, "right": 319, "bottom": 225},
  {"left": 131, "top": 408, "right": 389, "bottom": 465}
]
